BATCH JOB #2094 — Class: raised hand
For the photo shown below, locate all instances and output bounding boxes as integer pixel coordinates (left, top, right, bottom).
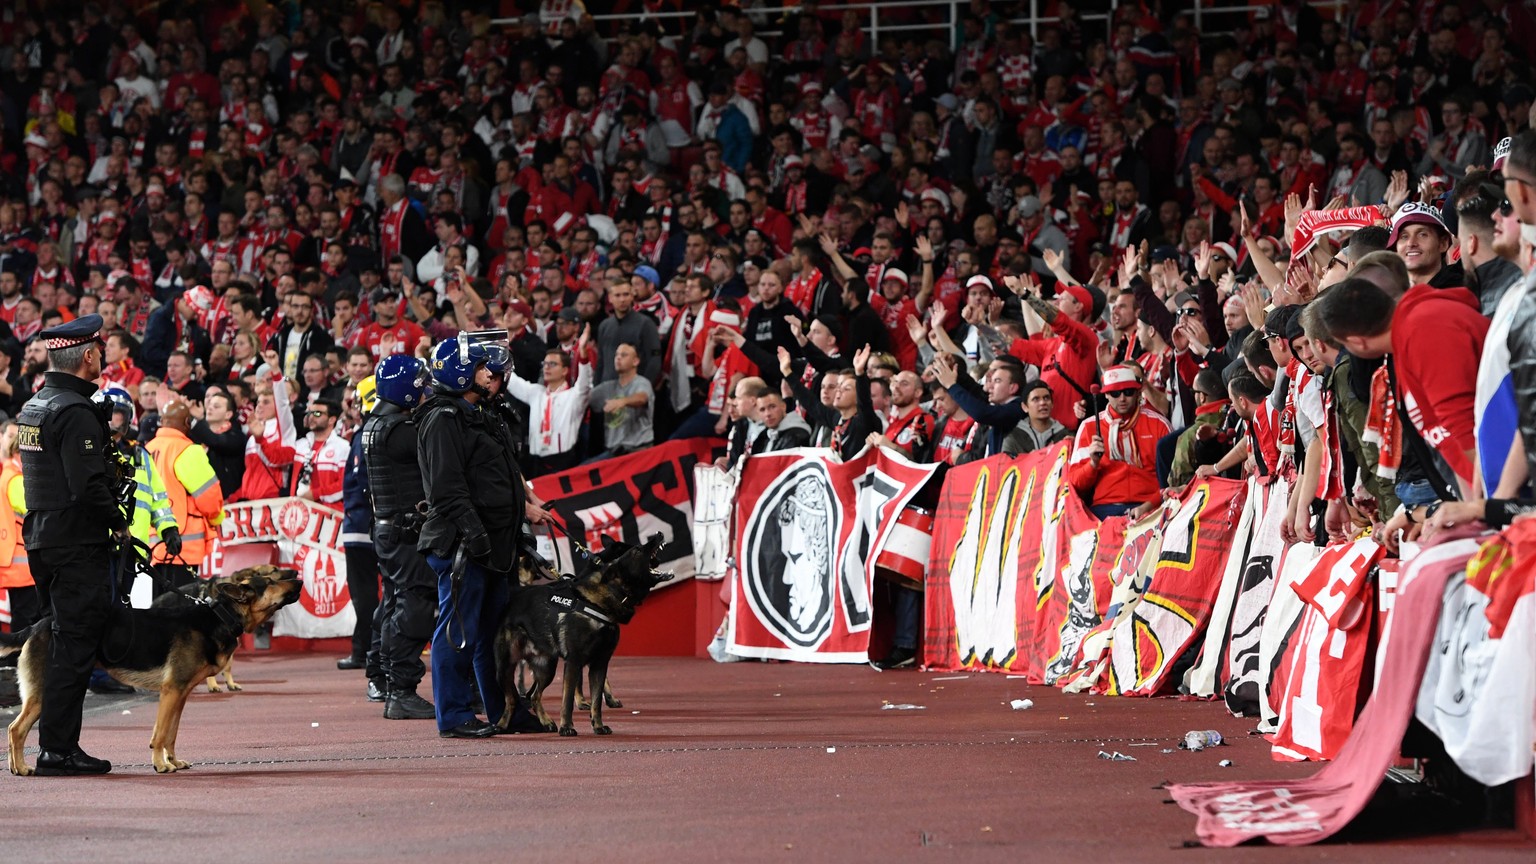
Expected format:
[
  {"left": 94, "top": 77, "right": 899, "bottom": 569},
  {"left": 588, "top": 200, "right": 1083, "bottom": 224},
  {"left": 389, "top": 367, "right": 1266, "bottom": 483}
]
[
  {"left": 1119, "top": 244, "right": 1141, "bottom": 289},
  {"left": 853, "top": 344, "right": 871, "bottom": 375},
  {"left": 776, "top": 345, "right": 794, "bottom": 376},
  {"left": 904, "top": 313, "right": 928, "bottom": 346},
  {"left": 1193, "top": 239, "right": 1213, "bottom": 281},
  {"left": 1384, "top": 170, "right": 1409, "bottom": 213},
  {"left": 914, "top": 234, "right": 934, "bottom": 263},
  {"left": 1041, "top": 246, "right": 1064, "bottom": 273},
  {"left": 894, "top": 201, "right": 910, "bottom": 229}
]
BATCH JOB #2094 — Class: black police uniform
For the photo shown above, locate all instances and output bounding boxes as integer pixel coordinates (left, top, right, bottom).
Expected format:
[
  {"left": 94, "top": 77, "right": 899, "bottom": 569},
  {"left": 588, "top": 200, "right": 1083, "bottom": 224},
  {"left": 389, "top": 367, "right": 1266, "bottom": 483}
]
[
  {"left": 362, "top": 400, "right": 437, "bottom": 704},
  {"left": 16, "top": 316, "right": 124, "bottom": 767},
  {"left": 418, "top": 390, "right": 528, "bottom": 734}
]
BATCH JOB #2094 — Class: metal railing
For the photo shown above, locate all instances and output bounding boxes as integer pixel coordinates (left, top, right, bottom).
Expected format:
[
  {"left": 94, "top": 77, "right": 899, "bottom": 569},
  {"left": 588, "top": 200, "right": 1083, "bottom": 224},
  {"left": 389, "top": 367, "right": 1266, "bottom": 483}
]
[{"left": 495, "top": 1, "right": 1352, "bottom": 48}]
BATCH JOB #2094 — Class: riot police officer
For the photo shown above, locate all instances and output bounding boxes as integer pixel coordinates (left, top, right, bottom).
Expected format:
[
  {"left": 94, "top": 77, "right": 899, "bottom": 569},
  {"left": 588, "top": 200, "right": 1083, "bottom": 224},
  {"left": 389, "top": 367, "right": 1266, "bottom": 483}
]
[
  {"left": 16, "top": 315, "right": 120, "bottom": 775},
  {"left": 417, "top": 336, "right": 549, "bottom": 738},
  {"left": 362, "top": 356, "right": 438, "bottom": 720}
]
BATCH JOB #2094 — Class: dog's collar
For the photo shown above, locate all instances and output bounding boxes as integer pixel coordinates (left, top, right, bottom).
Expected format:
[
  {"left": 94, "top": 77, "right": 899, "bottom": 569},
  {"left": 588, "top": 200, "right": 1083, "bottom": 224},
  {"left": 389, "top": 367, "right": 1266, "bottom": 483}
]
[
  {"left": 195, "top": 597, "right": 246, "bottom": 633},
  {"left": 548, "top": 584, "right": 617, "bottom": 628}
]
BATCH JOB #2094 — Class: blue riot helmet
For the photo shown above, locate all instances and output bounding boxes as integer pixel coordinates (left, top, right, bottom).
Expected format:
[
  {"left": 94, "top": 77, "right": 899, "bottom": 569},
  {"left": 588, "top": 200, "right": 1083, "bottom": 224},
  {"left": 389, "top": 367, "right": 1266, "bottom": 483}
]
[
  {"left": 429, "top": 337, "right": 489, "bottom": 394},
  {"left": 374, "top": 354, "right": 430, "bottom": 409}
]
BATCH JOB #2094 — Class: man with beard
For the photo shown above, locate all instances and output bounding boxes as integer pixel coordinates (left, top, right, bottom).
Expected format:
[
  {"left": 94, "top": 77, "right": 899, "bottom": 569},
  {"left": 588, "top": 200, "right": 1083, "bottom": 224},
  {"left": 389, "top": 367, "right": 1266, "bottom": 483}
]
[
  {"left": 271, "top": 288, "right": 335, "bottom": 379},
  {"left": 1387, "top": 201, "right": 1461, "bottom": 288},
  {"left": 867, "top": 370, "right": 934, "bottom": 460}
]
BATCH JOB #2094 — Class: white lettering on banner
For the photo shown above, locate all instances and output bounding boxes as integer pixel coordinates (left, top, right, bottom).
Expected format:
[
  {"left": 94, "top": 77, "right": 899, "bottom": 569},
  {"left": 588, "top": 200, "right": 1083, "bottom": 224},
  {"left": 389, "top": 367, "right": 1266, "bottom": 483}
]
[
  {"left": 572, "top": 501, "right": 628, "bottom": 547},
  {"left": 839, "top": 467, "right": 904, "bottom": 632},
  {"left": 948, "top": 467, "right": 1027, "bottom": 667},
  {"left": 1030, "top": 449, "right": 1069, "bottom": 605},
  {"left": 210, "top": 497, "right": 356, "bottom": 639}
]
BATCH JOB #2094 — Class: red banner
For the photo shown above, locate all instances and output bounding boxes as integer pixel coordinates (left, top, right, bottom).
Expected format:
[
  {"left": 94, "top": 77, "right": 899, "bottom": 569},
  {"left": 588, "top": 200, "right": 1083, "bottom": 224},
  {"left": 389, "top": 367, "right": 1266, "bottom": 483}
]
[
  {"left": 532, "top": 438, "right": 725, "bottom": 580},
  {"left": 924, "top": 447, "right": 1247, "bottom": 691},
  {"left": 729, "top": 447, "right": 939, "bottom": 662},
  {"left": 1104, "top": 478, "right": 1248, "bottom": 696}
]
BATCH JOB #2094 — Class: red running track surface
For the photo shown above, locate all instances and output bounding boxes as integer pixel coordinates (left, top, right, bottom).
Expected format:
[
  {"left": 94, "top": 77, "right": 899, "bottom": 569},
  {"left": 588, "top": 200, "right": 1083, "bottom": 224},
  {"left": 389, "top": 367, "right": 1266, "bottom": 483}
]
[{"left": 2, "top": 654, "right": 1530, "bottom": 862}]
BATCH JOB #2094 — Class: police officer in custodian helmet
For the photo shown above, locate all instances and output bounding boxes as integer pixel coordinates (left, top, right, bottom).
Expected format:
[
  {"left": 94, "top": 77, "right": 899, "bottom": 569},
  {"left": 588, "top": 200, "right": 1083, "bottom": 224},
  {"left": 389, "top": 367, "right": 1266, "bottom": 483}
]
[{"left": 15, "top": 314, "right": 123, "bottom": 776}]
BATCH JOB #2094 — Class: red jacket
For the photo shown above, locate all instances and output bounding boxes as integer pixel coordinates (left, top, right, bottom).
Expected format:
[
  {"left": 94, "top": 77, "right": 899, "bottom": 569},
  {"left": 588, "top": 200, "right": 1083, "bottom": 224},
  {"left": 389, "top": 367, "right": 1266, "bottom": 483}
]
[
  {"left": 525, "top": 179, "right": 598, "bottom": 232},
  {"left": 1007, "top": 312, "right": 1098, "bottom": 429},
  {"left": 1390, "top": 285, "right": 1487, "bottom": 489},
  {"left": 1066, "top": 407, "right": 1171, "bottom": 507}
]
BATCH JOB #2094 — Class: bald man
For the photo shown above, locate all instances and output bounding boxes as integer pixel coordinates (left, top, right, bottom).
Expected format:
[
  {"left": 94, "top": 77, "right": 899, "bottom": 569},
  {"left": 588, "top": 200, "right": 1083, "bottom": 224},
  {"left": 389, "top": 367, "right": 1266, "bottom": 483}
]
[{"left": 147, "top": 400, "right": 227, "bottom": 588}]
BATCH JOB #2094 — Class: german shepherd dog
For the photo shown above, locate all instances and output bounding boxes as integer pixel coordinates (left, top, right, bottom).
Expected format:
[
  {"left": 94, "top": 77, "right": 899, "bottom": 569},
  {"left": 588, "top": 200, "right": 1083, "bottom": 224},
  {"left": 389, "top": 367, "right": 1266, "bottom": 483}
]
[
  {"left": 152, "top": 577, "right": 251, "bottom": 693},
  {"left": 3, "top": 565, "right": 303, "bottom": 775},
  {"left": 495, "top": 535, "right": 670, "bottom": 736}
]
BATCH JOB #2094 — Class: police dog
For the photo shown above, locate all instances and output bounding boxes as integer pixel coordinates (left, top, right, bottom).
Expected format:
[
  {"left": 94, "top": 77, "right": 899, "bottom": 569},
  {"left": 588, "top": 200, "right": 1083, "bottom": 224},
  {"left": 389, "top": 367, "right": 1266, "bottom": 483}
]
[
  {"left": 152, "top": 575, "right": 256, "bottom": 693},
  {"left": 496, "top": 535, "right": 670, "bottom": 736},
  {"left": 3, "top": 565, "right": 302, "bottom": 775}
]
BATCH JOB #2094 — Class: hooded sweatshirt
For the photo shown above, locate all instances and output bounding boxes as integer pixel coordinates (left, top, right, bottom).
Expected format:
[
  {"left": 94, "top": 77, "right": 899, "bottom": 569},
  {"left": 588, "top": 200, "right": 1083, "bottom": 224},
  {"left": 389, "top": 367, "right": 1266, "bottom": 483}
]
[{"left": 1390, "top": 285, "right": 1488, "bottom": 491}]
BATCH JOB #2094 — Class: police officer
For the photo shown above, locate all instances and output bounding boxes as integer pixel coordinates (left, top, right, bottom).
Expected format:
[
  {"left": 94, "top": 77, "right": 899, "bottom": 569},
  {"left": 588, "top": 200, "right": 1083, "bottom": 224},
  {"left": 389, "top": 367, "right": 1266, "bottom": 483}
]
[
  {"left": 16, "top": 315, "right": 120, "bottom": 775},
  {"left": 417, "top": 336, "right": 550, "bottom": 738},
  {"left": 80, "top": 386, "right": 182, "bottom": 695},
  {"left": 362, "top": 357, "right": 437, "bottom": 720},
  {"left": 340, "top": 376, "right": 380, "bottom": 675},
  {"left": 99, "top": 386, "right": 183, "bottom": 589}
]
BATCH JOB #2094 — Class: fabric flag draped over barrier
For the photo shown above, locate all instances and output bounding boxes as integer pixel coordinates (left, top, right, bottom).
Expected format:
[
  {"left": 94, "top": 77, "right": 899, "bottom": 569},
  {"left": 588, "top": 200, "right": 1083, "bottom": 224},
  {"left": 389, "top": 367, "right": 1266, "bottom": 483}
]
[
  {"left": 531, "top": 438, "right": 724, "bottom": 580},
  {"left": 1167, "top": 536, "right": 1486, "bottom": 846},
  {"left": 208, "top": 496, "right": 356, "bottom": 639},
  {"left": 728, "top": 446, "right": 939, "bottom": 662},
  {"left": 922, "top": 443, "right": 1247, "bottom": 694}
]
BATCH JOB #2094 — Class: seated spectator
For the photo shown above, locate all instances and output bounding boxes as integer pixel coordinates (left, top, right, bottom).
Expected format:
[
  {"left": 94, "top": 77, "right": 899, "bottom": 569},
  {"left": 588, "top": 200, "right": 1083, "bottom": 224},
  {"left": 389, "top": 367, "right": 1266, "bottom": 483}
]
[{"left": 1066, "top": 365, "right": 1170, "bottom": 519}]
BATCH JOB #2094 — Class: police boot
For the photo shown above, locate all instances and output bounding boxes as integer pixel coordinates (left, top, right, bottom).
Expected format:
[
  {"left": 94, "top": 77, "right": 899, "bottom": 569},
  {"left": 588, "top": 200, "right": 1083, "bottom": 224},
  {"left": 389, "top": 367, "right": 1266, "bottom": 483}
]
[{"left": 383, "top": 688, "right": 436, "bottom": 720}]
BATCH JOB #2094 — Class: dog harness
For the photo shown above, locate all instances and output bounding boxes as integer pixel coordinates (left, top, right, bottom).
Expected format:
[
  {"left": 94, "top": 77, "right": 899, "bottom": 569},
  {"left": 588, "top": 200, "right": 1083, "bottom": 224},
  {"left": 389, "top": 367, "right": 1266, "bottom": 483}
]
[{"left": 548, "top": 582, "right": 617, "bottom": 627}]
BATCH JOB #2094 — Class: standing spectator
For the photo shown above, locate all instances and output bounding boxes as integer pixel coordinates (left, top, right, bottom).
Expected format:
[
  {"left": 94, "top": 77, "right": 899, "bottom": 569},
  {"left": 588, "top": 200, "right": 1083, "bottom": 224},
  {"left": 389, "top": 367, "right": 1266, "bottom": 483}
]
[
  {"left": 190, "top": 389, "right": 247, "bottom": 498},
  {"left": 1066, "top": 365, "right": 1170, "bottom": 519},
  {"left": 595, "top": 279, "right": 661, "bottom": 383},
  {"left": 292, "top": 399, "right": 348, "bottom": 508},
  {"left": 503, "top": 330, "right": 594, "bottom": 477},
  {"left": 147, "top": 399, "right": 226, "bottom": 588},
  {"left": 588, "top": 343, "right": 655, "bottom": 459}
]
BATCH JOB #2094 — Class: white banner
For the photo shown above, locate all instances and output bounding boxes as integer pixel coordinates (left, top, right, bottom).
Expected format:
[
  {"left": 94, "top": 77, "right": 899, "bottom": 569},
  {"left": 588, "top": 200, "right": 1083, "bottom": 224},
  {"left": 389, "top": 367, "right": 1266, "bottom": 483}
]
[{"left": 209, "top": 497, "right": 356, "bottom": 639}]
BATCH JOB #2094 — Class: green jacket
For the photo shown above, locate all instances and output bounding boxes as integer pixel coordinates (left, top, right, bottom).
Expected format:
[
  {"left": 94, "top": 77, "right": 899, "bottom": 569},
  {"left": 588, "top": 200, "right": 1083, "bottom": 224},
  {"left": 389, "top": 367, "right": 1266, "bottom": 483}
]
[
  {"left": 1169, "top": 401, "right": 1232, "bottom": 488},
  {"left": 1330, "top": 355, "right": 1400, "bottom": 514},
  {"left": 121, "top": 441, "right": 177, "bottom": 546}
]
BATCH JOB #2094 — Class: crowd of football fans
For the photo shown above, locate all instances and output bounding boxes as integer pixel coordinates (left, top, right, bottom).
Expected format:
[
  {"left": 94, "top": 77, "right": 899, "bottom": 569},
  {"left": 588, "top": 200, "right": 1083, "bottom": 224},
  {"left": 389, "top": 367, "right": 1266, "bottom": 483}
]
[{"left": 2, "top": 0, "right": 1535, "bottom": 576}]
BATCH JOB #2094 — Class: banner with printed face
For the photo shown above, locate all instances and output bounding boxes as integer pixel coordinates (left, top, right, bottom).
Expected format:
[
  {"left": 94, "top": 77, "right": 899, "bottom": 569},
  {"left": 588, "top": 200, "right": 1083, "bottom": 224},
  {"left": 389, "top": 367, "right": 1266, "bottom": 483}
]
[
  {"left": 1105, "top": 478, "right": 1247, "bottom": 696},
  {"left": 729, "top": 447, "right": 939, "bottom": 662},
  {"left": 208, "top": 497, "right": 355, "bottom": 639},
  {"left": 531, "top": 438, "right": 725, "bottom": 580}
]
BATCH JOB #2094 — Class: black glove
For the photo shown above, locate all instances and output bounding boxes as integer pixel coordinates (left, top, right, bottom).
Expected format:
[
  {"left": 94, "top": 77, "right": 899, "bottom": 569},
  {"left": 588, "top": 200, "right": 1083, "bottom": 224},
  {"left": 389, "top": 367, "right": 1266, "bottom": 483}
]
[
  {"left": 162, "top": 527, "right": 183, "bottom": 557},
  {"left": 464, "top": 531, "right": 492, "bottom": 562}
]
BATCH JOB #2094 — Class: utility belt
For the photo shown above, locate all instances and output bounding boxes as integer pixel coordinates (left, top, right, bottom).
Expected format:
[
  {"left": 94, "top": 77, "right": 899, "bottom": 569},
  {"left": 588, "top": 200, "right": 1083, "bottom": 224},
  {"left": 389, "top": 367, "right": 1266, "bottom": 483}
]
[{"left": 376, "top": 510, "right": 425, "bottom": 544}]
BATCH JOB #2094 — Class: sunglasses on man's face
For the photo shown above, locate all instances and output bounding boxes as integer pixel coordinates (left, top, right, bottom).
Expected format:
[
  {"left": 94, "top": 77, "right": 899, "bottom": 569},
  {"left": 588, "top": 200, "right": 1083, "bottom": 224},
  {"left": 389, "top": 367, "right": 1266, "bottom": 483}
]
[
  {"left": 307, "top": 410, "right": 331, "bottom": 417},
  {"left": 1499, "top": 199, "right": 1513, "bottom": 218}
]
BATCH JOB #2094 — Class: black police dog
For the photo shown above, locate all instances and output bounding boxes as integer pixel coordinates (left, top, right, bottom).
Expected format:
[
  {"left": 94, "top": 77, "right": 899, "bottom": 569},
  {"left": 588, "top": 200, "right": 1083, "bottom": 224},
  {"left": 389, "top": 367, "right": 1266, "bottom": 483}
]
[
  {"left": 495, "top": 535, "right": 670, "bottom": 736},
  {"left": 3, "top": 566, "right": 302, "bottom": 775}
]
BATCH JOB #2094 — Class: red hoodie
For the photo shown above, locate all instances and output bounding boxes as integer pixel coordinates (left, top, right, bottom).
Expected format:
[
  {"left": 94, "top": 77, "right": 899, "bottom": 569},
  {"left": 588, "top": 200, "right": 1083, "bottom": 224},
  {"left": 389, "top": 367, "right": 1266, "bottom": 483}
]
[{"left": 1390, "top": 285, "right": 1487, "bottom": 489}]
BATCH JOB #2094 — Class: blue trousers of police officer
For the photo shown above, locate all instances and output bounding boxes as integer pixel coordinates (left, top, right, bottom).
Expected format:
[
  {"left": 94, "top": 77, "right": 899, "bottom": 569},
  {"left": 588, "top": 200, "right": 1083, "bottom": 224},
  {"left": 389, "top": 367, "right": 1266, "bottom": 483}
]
[{"left": 428, "top": 553, "right": 509, "bottom": 733}]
